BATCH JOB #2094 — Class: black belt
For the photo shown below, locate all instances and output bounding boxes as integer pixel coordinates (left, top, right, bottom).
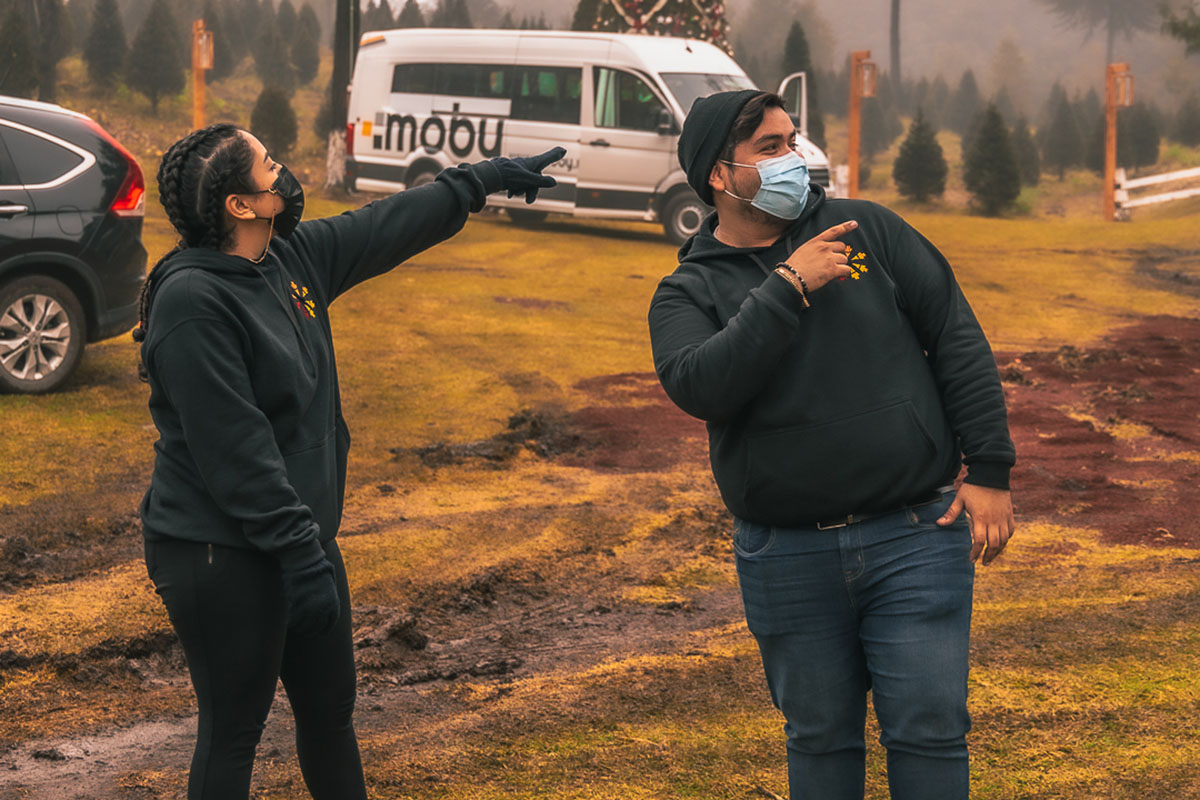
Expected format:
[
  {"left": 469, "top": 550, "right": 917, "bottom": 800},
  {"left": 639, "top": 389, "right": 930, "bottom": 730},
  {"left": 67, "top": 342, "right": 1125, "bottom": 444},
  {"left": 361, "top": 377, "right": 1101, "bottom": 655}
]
[{"left": 815, "top": 490, "right": 946, "bottom": 531}]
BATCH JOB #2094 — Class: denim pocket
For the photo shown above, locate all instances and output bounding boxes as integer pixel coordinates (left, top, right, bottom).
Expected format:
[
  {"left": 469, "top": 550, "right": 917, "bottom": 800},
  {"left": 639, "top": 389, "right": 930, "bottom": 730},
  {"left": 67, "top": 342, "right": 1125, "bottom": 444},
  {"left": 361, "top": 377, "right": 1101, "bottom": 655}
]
[
  {"left": 732, "top": 517, "right": 776, "bottom": 558},
  {"left": 908, "top": 492, "right": 964, "bottom": 529}
]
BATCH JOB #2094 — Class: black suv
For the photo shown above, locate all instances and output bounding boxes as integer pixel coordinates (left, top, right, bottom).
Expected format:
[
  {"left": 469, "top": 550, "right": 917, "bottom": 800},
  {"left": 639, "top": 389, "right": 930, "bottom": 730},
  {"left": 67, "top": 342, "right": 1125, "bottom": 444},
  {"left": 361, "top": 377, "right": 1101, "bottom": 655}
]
[{"left": 0, "top": 96, "right": 147, "bottom": 393}]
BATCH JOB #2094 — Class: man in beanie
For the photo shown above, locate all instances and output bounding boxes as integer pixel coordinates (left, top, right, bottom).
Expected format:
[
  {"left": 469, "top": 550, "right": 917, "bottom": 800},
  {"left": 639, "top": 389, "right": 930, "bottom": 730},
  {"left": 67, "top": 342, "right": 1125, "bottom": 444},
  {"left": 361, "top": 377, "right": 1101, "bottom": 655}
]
[{"left": 648, "top": 90, "right": 1015, "bottom": 798}]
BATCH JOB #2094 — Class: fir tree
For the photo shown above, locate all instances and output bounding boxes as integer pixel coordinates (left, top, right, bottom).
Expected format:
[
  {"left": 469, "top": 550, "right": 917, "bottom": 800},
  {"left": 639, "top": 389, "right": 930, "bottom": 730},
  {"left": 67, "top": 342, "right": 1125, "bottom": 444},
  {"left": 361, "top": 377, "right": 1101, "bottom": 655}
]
[
  {"left": 1011, "top": 117, "right": 1040, "bottom": 186},
  {"left": 297, "top": 1, "right": 321, "bottom": 41},
  {"left": 862, "top": 94, "right": 902, "bottom": 158},
  {"left": 1042, "top": 92, "right": 1083, "bottom": 179},
  {"left": 1164, "top": 4, "right": 1200, "bottom": 55},
  {"left": 251, "top": 84, "right": 299, "bottom": 158},
  {"left": 0, "top": 4, "right": 38, "bottom": 98},
  {"left": 203, "top": 0, "right": 236, "bottom": 81},
  {"left": 397, "top": 0, "right": 424, "bottom": 27},
  {"left": 571, "top": 0, "right": 600, "bottom": 31},
  {"left": 276, "top": 0, "right": 298, "bottom": 40},
  {"left": 498, "top": 9, "right": 514, "bottom": 28},
  {"left": 892, "top": 108, "right": 947, "bottom": 202},
  {"left": 781, "top": 20, "right": 825, "bottom": 150},
  {"left": 291, "top": 12, "right": 319, "bottom": 85},
  {"left": 218, "top": 0, "right": 247, "bottom": 69},
  {"left": 946, "top": 69, "right": 981, "bottom": 135},
  {"left": 1174, "top": 93, "right": 1200, "bottom": 147},
  {"left": 964, "top": 104, "right": 1020, "bottom": 215},
  {"left": 255, "top": 25, "right": 296, "bottom": 95},
  {"left": 125, "top": 0, "right": 184, "bottom": 113},
  {"left": 37, "top": 0, "right": 72, "bottom": 102},
  {"left": 67, "top": 0, "right": 95, "bottom": 53},
  {"left": 84, "top": 0, "right": 127, "bottom": 88},
  {"left": 1123, "top": 102, "right": 1160, "bottom": 168},
  {"left": 433, "top": 0, "right": 471, "bottom": 27}
]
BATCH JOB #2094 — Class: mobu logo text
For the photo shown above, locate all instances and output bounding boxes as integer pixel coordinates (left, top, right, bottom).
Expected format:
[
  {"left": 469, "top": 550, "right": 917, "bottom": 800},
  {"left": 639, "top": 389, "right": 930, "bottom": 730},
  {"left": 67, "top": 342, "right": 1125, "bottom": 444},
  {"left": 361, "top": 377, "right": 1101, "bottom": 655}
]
[{"left": 372, "top": 103, "right": 503, "bottom": 158}]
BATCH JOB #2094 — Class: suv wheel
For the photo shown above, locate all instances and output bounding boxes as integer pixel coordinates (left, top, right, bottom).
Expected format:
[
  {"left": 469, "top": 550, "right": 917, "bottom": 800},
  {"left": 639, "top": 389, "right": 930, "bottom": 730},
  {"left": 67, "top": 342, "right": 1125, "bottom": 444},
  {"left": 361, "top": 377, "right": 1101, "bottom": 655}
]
[
  {"left": 662, "top": 192, "right": 709, "bottom": 245},
  {"left": 0, "top": 276, "right": 86, "bottom": 394}
]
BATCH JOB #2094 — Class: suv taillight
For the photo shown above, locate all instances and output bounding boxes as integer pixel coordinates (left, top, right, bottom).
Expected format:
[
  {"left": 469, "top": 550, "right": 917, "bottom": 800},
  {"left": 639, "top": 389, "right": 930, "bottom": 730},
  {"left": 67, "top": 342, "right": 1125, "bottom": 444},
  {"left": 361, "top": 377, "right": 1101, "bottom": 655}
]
[
  {"left": 84, "top": 118, "right": 144, "bottom": 218},
  {"left": 346, "top": 122, "right": 355, "bottom": 158}
]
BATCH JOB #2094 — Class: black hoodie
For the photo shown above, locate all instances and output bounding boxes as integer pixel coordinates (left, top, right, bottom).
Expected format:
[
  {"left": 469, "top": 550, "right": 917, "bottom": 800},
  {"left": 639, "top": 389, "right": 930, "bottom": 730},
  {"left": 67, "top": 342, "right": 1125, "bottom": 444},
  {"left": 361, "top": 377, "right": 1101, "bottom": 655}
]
[
  {"left": 139, "top": 162, "right": 502, "bottom": 572},
  {"left": 648, "top": 185, "right": 1015, "bottom": 526}
]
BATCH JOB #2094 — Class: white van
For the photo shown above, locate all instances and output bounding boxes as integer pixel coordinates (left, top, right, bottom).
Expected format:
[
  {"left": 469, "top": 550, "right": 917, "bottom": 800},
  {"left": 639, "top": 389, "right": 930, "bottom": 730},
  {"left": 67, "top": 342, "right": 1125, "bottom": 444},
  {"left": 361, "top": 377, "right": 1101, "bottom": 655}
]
[{"left": 345, "top": 28, "right": 831, "bottom": 244}]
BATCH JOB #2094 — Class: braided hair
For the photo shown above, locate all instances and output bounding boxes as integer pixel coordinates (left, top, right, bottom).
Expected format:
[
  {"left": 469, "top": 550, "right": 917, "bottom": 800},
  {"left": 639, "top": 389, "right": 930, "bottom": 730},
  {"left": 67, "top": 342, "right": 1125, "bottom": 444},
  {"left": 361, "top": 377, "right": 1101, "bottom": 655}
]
[{"left": 132, "top": 124, "right": 257, "bottom": 380}]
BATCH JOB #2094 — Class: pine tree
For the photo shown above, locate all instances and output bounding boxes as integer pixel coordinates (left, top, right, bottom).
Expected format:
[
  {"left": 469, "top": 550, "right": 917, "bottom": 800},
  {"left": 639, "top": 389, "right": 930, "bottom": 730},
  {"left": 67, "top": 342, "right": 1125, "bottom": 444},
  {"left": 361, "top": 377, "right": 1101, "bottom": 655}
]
[
  {"left": 36, "top": 0, "right": 72, "bottom": 102},
  {"left": 892, "top": 108, "right": 947, "bottom": 202},
  {"left": 125, "top": 0, "right": 184, "bottom": 113},
  {"left": 218, "top": 0, "right": 247, "bottom": 69},
  {"left": 397, "top": 0, "right": 424, "bottom": 27},
  {"left": 0, "top": 4, "right": 38, "bottom": 98},
  {"left": 1123, "top": 102, "right": 1160, "bottom": 169},
  {"left": 1011, "top": 117, "right": 1040, "bottom": 186},
  {"left": 67, "top": 0, "right": 95, "bottom": 53},
  {"left": 291, "top": 12, "right": 319, "bottom": 85},
  {"left": 946, "top": 69, "right": 981, "bottom": 135},
  {"left": 498, "top": 9, "right": 514, "bottom": 28},
  {"left": 781, "top": 20, "right": 825, "bottom": 150},
  {"left": 276, "top": 0, "right": 298, "bottom": 40},
  {"left": 1174, "top": 94, "right": 1200, "bottom": 147},
  {"left": 861, "top": 96, "right": 901, "bottom": 158},
  {"left": 964, "top": 104, "right": 1020, "bottom": 215},
  {"left": 297, "top": 1, "right": 321, "bottom": 41},
  {"left": 255, "top": 25, "right": 296, "bottom": 95},
  {"left": 571, "top": 0, "right": 600, "bottom": 31},
  {"left": 202, "top": 0, "right": 235, "bottom": 81},
  {"left": 84, "top": 0, "right": 127, "bottom": 88},
  {"left": 1042, "top": 92, "right": 1082, "bottom": 179},
  {"left": 251, "top": 84, "right": 299, "bottom": 158},
  {"left": 1164, "top": 5, "right": 1200, "bottom": 55}
]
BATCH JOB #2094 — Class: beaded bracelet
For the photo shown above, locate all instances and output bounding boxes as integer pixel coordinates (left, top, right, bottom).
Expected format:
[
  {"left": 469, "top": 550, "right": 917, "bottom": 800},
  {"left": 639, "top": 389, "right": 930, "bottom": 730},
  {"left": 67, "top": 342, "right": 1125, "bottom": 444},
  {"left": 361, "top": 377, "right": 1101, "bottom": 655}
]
[{"left": 774, "top": 267, "right": 811, "bottom": 309}]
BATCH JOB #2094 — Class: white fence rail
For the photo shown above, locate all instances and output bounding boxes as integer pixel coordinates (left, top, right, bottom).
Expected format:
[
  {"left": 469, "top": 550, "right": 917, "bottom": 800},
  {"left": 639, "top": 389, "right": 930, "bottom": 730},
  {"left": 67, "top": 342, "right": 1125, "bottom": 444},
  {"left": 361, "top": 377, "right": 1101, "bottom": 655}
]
[{"left": 1115, "top": 166, "right": 1200, "bottom": 211}]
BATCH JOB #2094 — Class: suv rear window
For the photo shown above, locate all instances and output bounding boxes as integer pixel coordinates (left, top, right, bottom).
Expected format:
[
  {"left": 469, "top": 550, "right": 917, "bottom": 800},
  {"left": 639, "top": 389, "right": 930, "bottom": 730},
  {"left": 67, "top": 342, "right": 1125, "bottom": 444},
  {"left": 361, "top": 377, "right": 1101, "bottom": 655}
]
[{"left": 0, "top": 125, "right": 84, "bottom": 186}]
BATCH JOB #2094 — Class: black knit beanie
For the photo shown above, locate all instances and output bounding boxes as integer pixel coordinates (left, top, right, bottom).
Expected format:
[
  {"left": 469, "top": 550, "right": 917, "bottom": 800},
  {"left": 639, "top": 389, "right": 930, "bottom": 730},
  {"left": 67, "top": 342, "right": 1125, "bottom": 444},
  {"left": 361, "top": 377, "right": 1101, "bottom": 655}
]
[{"left": 677, "top": 89, "right": 764, "bottom": 205}]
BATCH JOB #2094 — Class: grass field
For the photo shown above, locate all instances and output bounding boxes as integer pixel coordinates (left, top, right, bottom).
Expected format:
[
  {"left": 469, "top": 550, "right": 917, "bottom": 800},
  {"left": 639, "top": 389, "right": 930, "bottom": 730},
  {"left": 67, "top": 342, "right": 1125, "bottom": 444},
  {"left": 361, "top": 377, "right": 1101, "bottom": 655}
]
[{"left": 2, "top": 51, "right": 1200, "bottom": 799}]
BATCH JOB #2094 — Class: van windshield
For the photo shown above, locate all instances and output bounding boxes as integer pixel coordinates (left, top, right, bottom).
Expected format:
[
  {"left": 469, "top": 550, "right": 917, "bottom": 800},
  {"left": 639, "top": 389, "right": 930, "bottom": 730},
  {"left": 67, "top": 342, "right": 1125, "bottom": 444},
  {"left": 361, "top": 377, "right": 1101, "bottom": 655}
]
[{"left": 660, "top": 73, "right": 757, "bottom": 114}]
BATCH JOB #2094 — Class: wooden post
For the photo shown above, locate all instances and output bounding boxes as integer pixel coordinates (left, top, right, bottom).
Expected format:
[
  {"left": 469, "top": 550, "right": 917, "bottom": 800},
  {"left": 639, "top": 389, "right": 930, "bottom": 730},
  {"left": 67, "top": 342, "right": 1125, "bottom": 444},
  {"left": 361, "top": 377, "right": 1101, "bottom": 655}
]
[
  {"left": 1104, "top": 62, "right": 1132, "bottom": 221},
  {"left": 191, "top": 20, "right": 213, "bottom": 131},
  {"left": 848, "top": 51, "right": 875, "bottom": 199}
]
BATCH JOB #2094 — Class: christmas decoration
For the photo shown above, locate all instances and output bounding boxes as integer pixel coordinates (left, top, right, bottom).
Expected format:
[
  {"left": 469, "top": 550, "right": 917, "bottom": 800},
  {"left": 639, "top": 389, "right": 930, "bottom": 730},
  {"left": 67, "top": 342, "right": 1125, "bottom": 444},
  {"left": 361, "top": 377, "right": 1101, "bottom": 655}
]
[{"left": 587, "top": 0, "right": 730, "bottom": 53}]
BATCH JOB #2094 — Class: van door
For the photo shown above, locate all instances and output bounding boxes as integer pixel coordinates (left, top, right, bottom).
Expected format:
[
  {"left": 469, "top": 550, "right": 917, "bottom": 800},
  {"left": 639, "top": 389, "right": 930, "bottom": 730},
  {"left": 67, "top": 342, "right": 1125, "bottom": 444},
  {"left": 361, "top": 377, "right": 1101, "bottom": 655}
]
[
  {"left": 496, "top": 63, "right": 582, "bottom": 215},
  {"left": 575, "top": 66, "right": 675, "bottom": 219}
]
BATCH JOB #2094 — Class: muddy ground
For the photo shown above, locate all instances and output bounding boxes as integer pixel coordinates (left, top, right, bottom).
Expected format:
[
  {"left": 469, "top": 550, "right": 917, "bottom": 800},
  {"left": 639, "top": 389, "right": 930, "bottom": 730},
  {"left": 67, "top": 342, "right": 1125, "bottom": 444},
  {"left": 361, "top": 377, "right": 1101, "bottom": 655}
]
[{"left": 3, "top": 318, "right": 1200, "bottom": 798}]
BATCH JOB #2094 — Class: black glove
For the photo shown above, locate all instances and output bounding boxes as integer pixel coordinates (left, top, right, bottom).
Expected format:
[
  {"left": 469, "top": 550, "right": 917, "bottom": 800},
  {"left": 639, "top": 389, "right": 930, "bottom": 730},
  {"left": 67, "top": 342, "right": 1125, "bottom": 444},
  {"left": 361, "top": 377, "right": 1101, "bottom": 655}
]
[
  {"left": 490, "top": 146, "right": 566, "bottom": 203},
  {"left": 282, "top": 557, "right": 341, "bottom": 636}
]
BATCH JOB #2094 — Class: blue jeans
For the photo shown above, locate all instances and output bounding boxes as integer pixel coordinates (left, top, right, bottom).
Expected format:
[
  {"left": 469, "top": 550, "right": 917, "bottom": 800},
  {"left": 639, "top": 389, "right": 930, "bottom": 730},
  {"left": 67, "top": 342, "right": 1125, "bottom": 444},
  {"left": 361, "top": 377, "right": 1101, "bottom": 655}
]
[{"left": 734, "top": 492, "right": 974, "bottom": 800}]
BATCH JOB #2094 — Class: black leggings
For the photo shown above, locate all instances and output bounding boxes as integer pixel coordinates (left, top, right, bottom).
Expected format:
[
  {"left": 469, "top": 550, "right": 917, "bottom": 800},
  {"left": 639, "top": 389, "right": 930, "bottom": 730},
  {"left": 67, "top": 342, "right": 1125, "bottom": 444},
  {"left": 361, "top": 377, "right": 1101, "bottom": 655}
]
[{"left": 145, "top": 537, "right": 367, "bottom": 800}]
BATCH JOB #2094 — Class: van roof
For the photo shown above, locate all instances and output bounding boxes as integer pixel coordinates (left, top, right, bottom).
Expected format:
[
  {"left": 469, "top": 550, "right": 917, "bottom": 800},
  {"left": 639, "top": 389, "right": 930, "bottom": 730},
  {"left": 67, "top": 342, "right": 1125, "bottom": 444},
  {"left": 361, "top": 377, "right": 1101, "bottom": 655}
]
[{"left": 359, "top": 28, "right": 745, "bottom": 75}]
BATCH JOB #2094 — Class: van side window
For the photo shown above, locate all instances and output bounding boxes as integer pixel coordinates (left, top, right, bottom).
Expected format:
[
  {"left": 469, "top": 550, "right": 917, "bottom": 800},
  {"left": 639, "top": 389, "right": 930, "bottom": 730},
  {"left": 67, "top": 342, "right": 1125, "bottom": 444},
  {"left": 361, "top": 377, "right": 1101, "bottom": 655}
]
[
  {"left": 392, "top": 64, "right": 511, "bottom": 99},
  {"left": 392, "top": 64, "right": 436, "bottom": 94},
  {"left": 512, "top": 66, "right": 581, "bottom": 124},
  {"left": 594, "top": 68, "right": 667, "bottom": 132}
]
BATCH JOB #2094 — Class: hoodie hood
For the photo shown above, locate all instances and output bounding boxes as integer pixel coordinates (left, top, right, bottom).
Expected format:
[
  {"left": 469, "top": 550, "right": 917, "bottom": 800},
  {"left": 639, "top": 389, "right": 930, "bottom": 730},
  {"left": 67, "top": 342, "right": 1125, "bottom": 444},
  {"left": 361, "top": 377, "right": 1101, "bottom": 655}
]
[{"left": 677, "top": 183, "right": 827, "bottom": 265}]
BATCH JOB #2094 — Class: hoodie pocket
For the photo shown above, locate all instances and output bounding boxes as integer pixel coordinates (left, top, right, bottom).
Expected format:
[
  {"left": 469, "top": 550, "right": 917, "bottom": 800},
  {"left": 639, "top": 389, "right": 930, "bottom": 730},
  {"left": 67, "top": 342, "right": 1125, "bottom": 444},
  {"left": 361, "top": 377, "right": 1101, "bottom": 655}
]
[
  {"left": 281, "top": 429, "right": 338, "bottom": 538},
  {"left": 742, "top": 399, "right": 937, "bottom": 518}
]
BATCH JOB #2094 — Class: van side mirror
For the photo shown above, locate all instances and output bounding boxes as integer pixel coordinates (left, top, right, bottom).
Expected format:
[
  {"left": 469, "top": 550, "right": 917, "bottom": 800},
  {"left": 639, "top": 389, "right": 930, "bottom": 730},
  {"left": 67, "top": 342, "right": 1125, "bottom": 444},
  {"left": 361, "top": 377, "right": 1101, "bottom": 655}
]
[{"left": 656, "top": 108, "right": 679, "bottom": 136}]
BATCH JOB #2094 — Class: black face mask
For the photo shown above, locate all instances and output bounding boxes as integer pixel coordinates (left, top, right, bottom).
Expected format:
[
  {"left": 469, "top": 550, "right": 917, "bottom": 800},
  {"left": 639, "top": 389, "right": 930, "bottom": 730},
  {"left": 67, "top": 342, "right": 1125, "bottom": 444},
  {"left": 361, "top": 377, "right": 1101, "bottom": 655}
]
[{"left": 257, "top": 164, "right": 305, "bottom": 239}]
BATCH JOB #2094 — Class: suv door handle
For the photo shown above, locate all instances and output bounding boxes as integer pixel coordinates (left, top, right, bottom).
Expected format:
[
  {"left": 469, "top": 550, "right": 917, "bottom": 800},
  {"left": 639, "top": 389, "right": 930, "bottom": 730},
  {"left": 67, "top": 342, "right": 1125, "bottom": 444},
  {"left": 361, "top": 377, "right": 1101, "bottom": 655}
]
[
  {"left": 0, "top": 203, "right": 29, "bottom": 217},
  {"left": 586, "top": 139, "right": 611, "bottom": 147}
]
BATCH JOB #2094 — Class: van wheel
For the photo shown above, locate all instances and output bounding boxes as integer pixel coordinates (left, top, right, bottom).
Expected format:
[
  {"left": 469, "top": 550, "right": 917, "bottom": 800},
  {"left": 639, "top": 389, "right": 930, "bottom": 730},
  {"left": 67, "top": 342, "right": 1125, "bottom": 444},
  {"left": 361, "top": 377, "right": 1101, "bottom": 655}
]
[
  {"left": 0, "top": 276, "right": 86, "bottom": 394},
  {"left": 662, "top": 193, "right": 710, "bottom": 245},
  {"left": 507, "top": 208, "right": 548, "bottom": 226}
]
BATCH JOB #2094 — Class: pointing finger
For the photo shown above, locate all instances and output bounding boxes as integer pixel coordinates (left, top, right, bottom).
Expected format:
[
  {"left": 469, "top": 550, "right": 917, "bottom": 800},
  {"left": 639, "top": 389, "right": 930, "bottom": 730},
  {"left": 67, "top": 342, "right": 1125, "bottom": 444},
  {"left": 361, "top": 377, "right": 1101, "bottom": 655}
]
[
  {"left": 813, "top": 220, "right": 858, "bottom": 242},
  {"left": 534, "top": 146, "right": 567, "bottom": 171}
]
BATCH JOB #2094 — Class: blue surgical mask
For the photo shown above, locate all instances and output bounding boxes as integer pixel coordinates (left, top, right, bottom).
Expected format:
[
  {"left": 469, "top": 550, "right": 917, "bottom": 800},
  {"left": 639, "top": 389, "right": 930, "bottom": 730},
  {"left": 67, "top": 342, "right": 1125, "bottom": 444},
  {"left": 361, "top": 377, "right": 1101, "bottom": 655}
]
[{"left": 721, "top": 150, "right": 811, "bottom": 220}]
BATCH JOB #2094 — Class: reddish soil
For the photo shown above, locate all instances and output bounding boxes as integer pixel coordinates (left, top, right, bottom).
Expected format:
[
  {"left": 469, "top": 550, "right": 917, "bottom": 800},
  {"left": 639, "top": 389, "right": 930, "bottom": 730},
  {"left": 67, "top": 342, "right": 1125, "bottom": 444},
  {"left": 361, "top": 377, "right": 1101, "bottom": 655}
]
[{"left": 1000, "top": 315, "right": 1200, "bottom": 548}]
